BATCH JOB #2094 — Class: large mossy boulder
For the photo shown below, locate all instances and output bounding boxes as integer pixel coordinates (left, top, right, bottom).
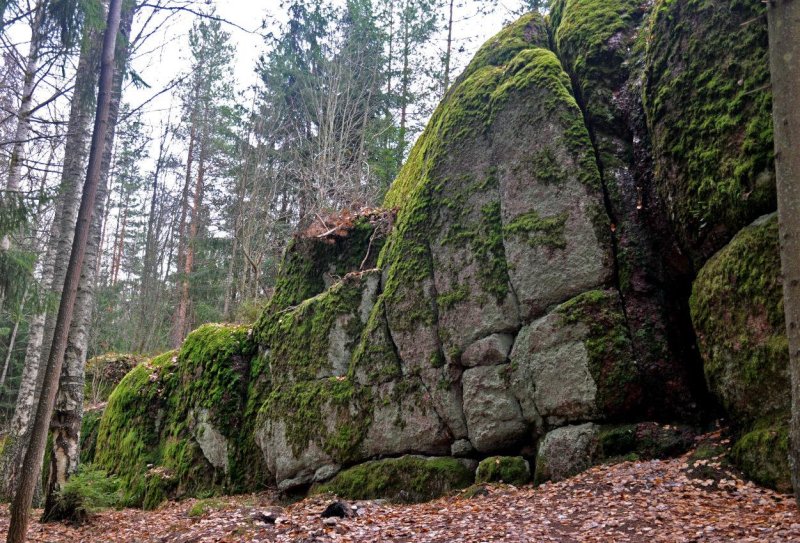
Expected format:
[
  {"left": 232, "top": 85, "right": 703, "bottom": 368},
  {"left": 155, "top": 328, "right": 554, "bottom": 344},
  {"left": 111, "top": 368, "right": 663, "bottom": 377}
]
[
  {"left": 691, "top": 214, "right": 788, "bottom": 423},
  {"left": 691, "top": 213, "right": 790, "bottom": 491},
  {"left": 475, "top": 456, "right": 531, "bottom": 486},
  {"left": 644, "top": 0, "right": 774, "bottom": 265},
  {"left": 94, "top": 324, "right": 256, "bottom": 507},
  {"left": 91, "top": 1, "right": 783, "bottom": 502}
]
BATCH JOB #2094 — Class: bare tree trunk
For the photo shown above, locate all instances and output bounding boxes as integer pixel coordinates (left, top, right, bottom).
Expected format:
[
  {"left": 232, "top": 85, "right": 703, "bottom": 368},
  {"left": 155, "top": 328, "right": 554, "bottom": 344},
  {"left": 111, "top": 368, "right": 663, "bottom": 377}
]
[
  {"left": 0, "top": 11, "right": 102, "bottom": 502},
  {"left": 442, "top": 0, "right": 454, "bottom": 95},
  {"left": 181, "top": 120, "right": 208, "bottom": 333},
  {"left": 43, "top": 3, "right": 135, "bottom": 518},
  {"left": 767, "top": 0, "right": 800, "bottom": 504},
  {"left": 0, "top": 294, "right": 26, "bottom": 390},
  {"left": 1, "top": 0, "right": 45, "bottom": 251},
  {"left": 137, "top": 119, "right": 169, "bottom": 348},
  {"left": 6, "top": 0, "right": 122, "bottom": 538},
  {"left": 110, "top": 196, "right": 128, "bottom": 285},
  {"left": 387, "top": 0, "right": 394, "bottom": 97},
  {"left": 172, "top": 125, "right": 195, "bottom": 348},
  {"left": 398, "top": 7, "right": 411, "bottom": 161}
]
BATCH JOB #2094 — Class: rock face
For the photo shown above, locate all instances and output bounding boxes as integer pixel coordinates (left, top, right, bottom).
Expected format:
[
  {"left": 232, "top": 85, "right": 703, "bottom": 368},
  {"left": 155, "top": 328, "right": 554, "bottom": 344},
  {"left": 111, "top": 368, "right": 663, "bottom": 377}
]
[
  {"left": 691, "top": 214, "right": 791, "bottom": 491},
  {"left": 644, "top": 0, "right": 774, "bottom": 265},
  {"left": 92, "top": 0, "right": 783, "bottom": 505}
]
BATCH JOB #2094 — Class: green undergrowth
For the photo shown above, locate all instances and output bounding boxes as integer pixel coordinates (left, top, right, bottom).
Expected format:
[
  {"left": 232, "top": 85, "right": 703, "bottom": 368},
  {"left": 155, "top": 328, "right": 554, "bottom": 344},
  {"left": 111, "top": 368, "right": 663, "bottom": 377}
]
[
  {"left": 644, "top": 0, "right": 774, "bottom": 261},
  {"left": 43, "top": 465, "right": 122, "bottom": 524},
  {"left": 558, "top": 290, "right": 640, "bottom": 417},
  {"left": 312, "top": 456, "right": 474, "bottom": 503}
]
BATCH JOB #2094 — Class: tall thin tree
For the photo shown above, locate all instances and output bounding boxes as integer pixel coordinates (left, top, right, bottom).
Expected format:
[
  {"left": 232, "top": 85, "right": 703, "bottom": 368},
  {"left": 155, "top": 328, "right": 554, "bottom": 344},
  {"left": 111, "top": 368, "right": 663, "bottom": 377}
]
[
  {"left": 5, "top": 0, "right": 123, "bottom": 539},
  {"left": 767, "top": 0, "right": 800, "bottom": 504}
]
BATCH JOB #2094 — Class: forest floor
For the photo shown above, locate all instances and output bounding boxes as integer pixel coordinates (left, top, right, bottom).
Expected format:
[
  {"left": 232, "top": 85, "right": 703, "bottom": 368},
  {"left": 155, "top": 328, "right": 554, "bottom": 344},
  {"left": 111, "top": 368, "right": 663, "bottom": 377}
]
[{"left": 2, "top": 431, "right": 800, "bottom": 542}]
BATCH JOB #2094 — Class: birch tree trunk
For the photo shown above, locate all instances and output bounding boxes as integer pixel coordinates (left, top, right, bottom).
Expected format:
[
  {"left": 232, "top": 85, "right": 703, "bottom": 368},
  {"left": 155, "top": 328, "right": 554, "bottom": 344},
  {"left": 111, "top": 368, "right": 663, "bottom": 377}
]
[
  {"left": 1, "top": 0, "right": 45, "bottom": 251},
  {"left": 42, "top": 3, "right": 135, "bottom": 518},
  {"left": 767, "top": 0, "right": 800, "bottom": 504},
  {"left": 6, "top": 0, "right": 122, "bottom": 537},
  {"left": 0, "top": 5, "right": 102, "bottom": 503}
]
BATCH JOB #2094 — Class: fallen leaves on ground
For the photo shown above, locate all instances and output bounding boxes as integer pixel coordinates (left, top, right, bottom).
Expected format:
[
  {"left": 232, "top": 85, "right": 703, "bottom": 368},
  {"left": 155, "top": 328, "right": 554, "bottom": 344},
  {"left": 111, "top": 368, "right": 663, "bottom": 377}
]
[{"left": 2, "top": 432, "right": 798, "bottom": 542}]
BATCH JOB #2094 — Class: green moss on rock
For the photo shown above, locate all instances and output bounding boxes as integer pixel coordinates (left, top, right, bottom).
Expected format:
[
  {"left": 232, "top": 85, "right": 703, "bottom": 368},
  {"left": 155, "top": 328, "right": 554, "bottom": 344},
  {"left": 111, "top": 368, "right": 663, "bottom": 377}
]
[
  {"left": 475, "top": 456, "right": 531, "bottom": 485},
  {"left": 553, "top": 0, "right": 650, "bottom": 130},
  {"left": 312, "top": 456, "right": 474, "bottom": 503},
  {"left": 254, "top": 274, "right": 372, "bottom": 385},
  {"left": 94, "top": 324, "right": 258, "bottom": 508},
  {"left": 644, "top": 0, "right": 774, "bottom": 262},
  {"left": 731, "top": 416, "right": 791, "bottom": 493},
  {"left": 597, "top": 422, "right": 695, "bottom": 461},
  {"left": 258, "top": 377, "right": 373, "bottom": 464},
  {"left": 558, "top": 290, "right": 640, "bottom": 417},
  {"left": 79, "top": 408, "right": 104, "bottom": 464},
  {"left": 690, "top": 214, "right": 788, "bottom": 423},
  {"left": 266, "top": 215, "right": 387, "bottom": 313}
]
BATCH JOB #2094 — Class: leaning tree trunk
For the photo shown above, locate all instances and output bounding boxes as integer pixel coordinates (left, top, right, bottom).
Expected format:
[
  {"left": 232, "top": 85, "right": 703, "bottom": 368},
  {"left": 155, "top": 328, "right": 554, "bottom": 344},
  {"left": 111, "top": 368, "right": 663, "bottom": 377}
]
[
  {"left": 0, "top": 16, "right": 102, "bottom": 502},
  {"left": 767, "top": 0, "right": 800, "bottom": 503},
  {"left": 42, "top": 4, "right": 135, "bottom": 517},
  {"left": 6, "top": 0, "right": 122, "bottom": 539}
]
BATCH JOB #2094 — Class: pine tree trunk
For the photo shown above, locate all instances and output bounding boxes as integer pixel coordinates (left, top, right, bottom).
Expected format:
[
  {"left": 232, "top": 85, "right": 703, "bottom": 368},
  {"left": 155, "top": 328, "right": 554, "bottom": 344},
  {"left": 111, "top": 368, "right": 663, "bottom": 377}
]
[
  {"left": 6, "top": 0, "right": 123, "bottom": 538},
  {"left": 767, "top": 0, "right": 800, "bottom": 504},
  {"left": 42, "top": 3, "right": 134, "bottom": 518},
  {"left": 172, "top": 126, "right": 195, "bottom": 348},
  {"left": 398, "top": 8, "right": 410, "bottom": 162},
  {"left": 110, "top": 196, "right": 128, "bottom": 285}
]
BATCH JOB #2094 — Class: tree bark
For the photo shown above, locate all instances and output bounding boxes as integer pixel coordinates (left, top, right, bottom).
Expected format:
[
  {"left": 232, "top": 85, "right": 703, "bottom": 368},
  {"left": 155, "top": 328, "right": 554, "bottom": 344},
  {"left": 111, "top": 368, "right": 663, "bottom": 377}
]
[
  {"left": 172, "top": 125, "right": 195, "bottom": 348},
  {"left": 6, "top": 0, "right": 122, "bottom": 539},
  {"left": 767, "top": 0, "right": 800, "bottom": 504},
  {"left": 1, "top": 0, "right": 45, "bottom": 251},
  {"left": 0, "top": 9, "right": 102, "bottom": 502},
  {"left": 42, "top": 2, "right": 135, "bottom": 518},
  {"left": 442, "top": 0, "right": 454, "bottom": 95},
  {"left": 0, "top": 294, "right": 25, "bottom": 390}
]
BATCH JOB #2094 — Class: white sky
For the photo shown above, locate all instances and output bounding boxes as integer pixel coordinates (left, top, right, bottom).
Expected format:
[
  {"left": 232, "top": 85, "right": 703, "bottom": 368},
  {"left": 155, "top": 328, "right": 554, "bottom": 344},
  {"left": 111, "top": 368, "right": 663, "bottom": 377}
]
[{"left": 124, "top": 0, "right": 526, "bottom": 155}]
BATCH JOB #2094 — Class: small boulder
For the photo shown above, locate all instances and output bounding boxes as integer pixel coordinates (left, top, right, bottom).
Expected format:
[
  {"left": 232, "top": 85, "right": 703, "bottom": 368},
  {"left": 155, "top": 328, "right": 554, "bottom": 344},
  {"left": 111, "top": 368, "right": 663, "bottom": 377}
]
[
  {"left": 252, "top": 512, "right": 277, "bottom": 524},
  {"left": 312, "top": 456, "right": 474, "bottom": 503},
  {"left": 475, "top": 456, "right": 531, "bottom": 485},
  {"left": 321, "top": 500, "right": 354, "bottom": 519},
  {"left": 535, "top": 423, "right": 600, "bottom": 483}
]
